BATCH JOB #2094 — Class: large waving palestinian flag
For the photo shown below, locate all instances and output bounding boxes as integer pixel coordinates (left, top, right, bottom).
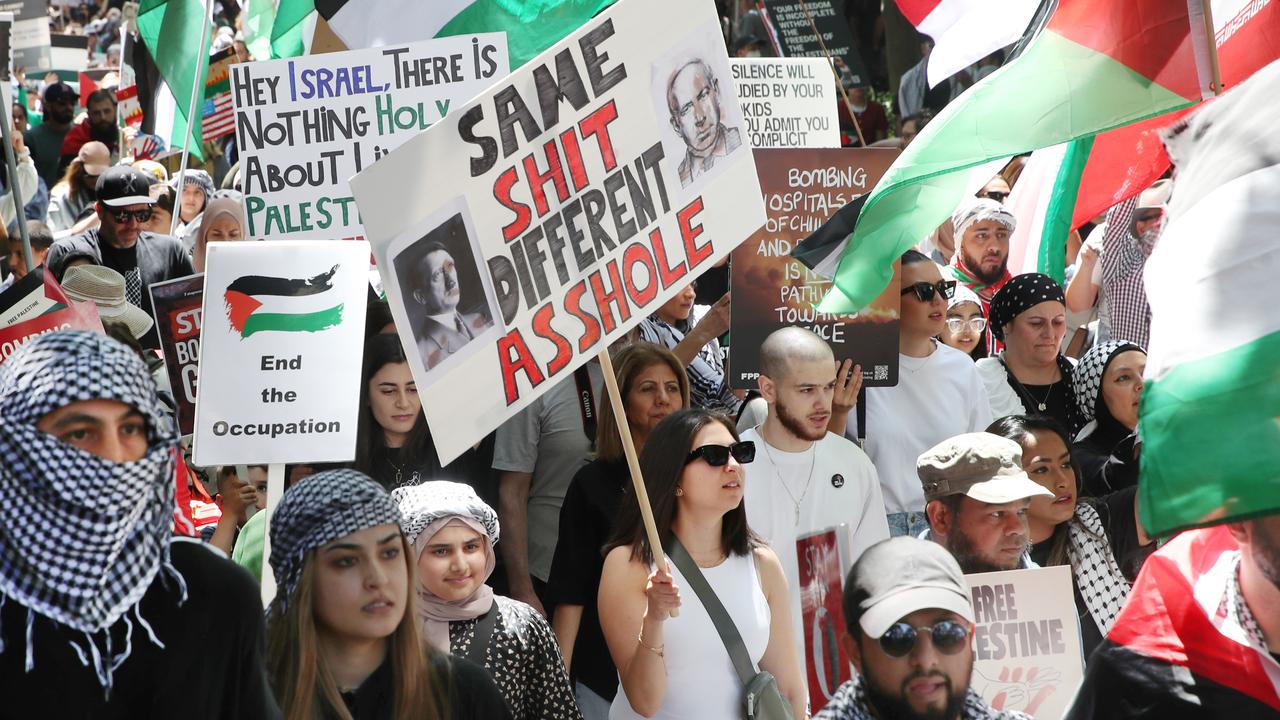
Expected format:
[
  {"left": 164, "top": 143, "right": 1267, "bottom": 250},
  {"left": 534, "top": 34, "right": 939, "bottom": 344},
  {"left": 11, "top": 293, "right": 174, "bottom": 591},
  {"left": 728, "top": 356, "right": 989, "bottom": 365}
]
[{"left": 224, "top": 266, "right": 344, "bottom": 338}]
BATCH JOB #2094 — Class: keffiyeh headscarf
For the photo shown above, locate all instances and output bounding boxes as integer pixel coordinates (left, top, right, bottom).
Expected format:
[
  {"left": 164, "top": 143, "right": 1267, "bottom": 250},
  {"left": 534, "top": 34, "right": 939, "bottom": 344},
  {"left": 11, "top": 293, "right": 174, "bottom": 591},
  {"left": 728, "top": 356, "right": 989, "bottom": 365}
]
[
  {"left": 989, "top": 273, "right": 1065, "bottom": 341},
  {"left": 268, "top": 469, "right": 402, "bottom": 615},
  {"left": 392, "top": 481, "right": 499, "bottom": 654},
  {"left": 1072, "top": 341, "right": 1144, "bottom": 442},
  {"left": 947, "top": 283, "right": 983, "bottom": 312},
  {"left": 0, "top": 330, "right": 181, "bottom": 695},
  {"left": 951, "top": 197, "right": 1016, "bottom": 240}
]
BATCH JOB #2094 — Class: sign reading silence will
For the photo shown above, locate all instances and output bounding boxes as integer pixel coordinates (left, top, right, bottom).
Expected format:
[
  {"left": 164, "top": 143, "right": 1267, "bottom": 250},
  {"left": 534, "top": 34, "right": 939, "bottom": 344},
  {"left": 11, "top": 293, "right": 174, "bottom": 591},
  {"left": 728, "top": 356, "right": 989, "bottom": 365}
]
[{"left": 192, "top": 241, "right": 370, "bottom": 465}]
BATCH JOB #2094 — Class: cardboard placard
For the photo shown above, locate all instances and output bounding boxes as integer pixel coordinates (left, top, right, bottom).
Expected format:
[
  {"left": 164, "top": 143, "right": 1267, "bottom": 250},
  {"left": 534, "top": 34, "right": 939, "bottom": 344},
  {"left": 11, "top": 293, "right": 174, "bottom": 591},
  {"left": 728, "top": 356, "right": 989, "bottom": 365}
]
[
  {"left": 349, "top": 0, "right": 767, "bottom": 463},
  {"left": 230, "top": 33, "right": 510, "bottom": 242},
  {"left": 192, "top": 241, "right": 370, "bottom": 465},
  {"left": 730, "top": 58, "right": 839, "bottom": 148},
  {"left": 149, "top": 274, "right": 204, "bottom": 436},
  {"left": 798, "top": 527, "right": 852, "bottom": 712},
  {"left": 729, "top": 148, "right": 899, "bottom": 388},
  {"left": 760, "top": 0, "right": 869, "bottom": 87}
]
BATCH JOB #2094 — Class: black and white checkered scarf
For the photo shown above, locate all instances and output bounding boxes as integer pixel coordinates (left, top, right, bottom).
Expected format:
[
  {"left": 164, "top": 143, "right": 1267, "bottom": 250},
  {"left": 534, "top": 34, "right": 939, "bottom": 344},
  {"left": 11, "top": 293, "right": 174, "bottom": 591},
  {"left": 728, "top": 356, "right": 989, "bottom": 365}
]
[
  {"left": 1071, "top": 340, "right": 1143, "bottom": 442},
  {"left": 1066, "top": 502, "right": 1131, "bottom": 635},
  {"left": 268, "top": 469, "right": 402, "bottom": 616},
  {"left": 0, "top": 330, "right": 182, "bottom": 696}
]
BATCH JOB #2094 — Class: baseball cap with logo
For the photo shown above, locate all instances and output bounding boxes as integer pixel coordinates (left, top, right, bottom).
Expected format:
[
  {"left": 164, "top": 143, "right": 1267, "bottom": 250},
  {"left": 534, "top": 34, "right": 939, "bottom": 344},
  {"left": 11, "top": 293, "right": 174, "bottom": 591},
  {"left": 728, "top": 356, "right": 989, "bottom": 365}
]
[
  {"left": 96, "top": 166, "right": 157, "bottom": 208},
  {"left": 850, "top": 536, "right": 976, "bottom": 639},
  {"left": 43, "top": 82, "right": 79, "bottom": 105},
  {"left": 917, "top": 432, "right": 1053, "bottom": 504}
]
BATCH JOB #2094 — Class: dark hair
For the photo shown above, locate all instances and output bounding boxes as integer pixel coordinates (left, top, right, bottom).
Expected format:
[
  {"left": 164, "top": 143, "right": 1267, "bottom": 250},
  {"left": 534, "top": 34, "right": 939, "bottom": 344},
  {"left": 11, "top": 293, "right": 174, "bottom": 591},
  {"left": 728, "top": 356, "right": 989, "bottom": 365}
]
[
  {"left": 86, "top": 88, "right": 116, "bottom": 108},
  {"left": 151, "top": 185, "right": 177, "bottom": 216},
  {"left": 595, "top": 342, "right": 690, "bottom": 463},
  {"left": 900, "top": 109, "right": 933, "bottom": 133},
  {"left": 901, "top": 249, "right": 932, "bottom": 266},
  {"left": 606, "top": 408, "right": 760, "bottom": 565},
  {"left": 25, "top": 221, "right": 54, "bottom": 251},
  {"left": 365, "top": 297, "right": 394, "bottom": 341},
  {"left": 354, "top": 334, "right": 434, "bottom": 479},
  {"left": 842, "top": 566, "right": 871, "bottom": 646}
]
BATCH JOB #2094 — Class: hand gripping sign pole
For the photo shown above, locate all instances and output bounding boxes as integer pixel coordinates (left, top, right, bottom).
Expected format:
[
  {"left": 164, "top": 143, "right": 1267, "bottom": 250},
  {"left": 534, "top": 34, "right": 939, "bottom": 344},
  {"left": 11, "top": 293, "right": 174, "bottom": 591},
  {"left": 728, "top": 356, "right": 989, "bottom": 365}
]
[{"left": 597, "top": 348, "right": 677, "bottom": 617}]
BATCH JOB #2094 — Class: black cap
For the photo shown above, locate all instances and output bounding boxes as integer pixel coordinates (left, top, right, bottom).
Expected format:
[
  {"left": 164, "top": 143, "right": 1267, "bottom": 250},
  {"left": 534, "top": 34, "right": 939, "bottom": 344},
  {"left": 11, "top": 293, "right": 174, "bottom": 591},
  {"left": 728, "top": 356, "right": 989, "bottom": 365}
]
[
  {"left": 96, "top": 166, "right": 157, "bottom": 208},
  {"left": 43, "top": 82, "right": 79, "bottom": 104}
]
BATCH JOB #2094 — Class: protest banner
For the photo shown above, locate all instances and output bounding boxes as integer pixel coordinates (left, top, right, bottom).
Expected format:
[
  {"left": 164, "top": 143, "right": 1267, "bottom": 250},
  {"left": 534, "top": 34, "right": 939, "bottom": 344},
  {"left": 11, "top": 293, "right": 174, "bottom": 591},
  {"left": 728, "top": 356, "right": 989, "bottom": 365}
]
[
  {"left": 965, "top": 566, "right": 1084, "bottom": 720},
  {"left": 798, "top": 526, "right": 852, "bottom": 713},
  {"left": 149, "top": 274, "right": 203, "bottom": 436},
  {"left": 202, "top": 46, "right": 236, "bottom": 141},
  {"left": 729, "top": 148, "right": 899, "bottom": 388},
  {"left": 349, "top": 0, "right": 767, "bottom": 463},
  {"left": 230, "top": 33, "right": 511, "bottom": 242},
  {"left": 730, "top": 58, "right": 838, "bottom": 148},
  {"left": 760, "top": 0, "right": 870, "bottom": 87},
  {"left": 0, "top": 0, "right": 49, "bottom": 71},
  {"left": 192, "top": 241, "right": 370, "bottom": 465},
  {"left": 0, "top": 269, "right": 104, "bottom": 363}
]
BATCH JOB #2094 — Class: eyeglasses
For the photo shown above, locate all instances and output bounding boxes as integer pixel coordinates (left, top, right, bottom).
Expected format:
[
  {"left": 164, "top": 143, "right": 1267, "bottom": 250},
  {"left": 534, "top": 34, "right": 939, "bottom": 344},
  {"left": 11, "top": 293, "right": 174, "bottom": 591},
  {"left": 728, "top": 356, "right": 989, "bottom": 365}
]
[
  {"left": 685, "top": 441, "right": 755, "bottom": 467},
  {"left": 109, "top": 208, "right": 154, "bottom": 224},
  {"left": 979, "top": 191, "right": 1009, "bottom": 202},
  {"left": 901, "top": 280, "right": 956, "bottom": 303},
  {"left": 878, "top": 620, "right": 972, "bottom": 658},
  {"left": 944, "top": 317, "right": 987, "bottom": 334}
]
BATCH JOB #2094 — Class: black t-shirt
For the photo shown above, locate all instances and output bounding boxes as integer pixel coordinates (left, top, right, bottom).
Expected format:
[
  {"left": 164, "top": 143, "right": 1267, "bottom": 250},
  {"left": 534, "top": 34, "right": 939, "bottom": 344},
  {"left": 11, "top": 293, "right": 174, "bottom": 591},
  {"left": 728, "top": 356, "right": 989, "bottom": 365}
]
[
  {"left": 340, "top": 653, "right": 513, "bottom": 720},
  {"left": 1013, "top": 379, "right": 1076, "bottom": 435},
  {"left": 0, "top": 539, "right": 279, "bottom": 720},
  {"left": 546, "top": 457, "right": 628, "bottom": 700}
]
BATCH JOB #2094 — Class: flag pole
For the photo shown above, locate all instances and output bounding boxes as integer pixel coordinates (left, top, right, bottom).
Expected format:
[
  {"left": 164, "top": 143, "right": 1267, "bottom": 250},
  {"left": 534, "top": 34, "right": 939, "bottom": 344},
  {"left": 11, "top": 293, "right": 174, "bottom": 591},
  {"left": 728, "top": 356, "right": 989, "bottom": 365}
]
[
  {"left": 260, "top": 462, "right": 285, "bottom": 607},
  {"left": 795, "top": 0, "right": 866, "bottom": 147},
  {"left": 597, "top": 348, "right": 677, "bottom": 617},
  {"left": 1198, "top": 0, "right": 1222, "bottom": 95},
  {"left": 169, "top": 0, "right": 213, "bottom": 237}
]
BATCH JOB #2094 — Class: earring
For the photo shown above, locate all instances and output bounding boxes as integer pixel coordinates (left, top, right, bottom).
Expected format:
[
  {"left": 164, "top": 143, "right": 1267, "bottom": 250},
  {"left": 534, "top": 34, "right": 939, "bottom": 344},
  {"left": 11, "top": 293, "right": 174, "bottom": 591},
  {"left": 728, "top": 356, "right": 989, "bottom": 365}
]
[{"left": 675, "top": 487, "right": 684, "bottom": 496}]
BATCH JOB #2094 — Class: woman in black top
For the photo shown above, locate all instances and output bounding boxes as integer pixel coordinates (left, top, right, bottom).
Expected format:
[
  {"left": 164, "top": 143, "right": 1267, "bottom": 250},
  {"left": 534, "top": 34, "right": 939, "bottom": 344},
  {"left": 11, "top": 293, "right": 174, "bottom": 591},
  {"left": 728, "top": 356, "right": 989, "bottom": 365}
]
[
  {"left": 546, "top": 342, "right": 689, "bottom": 714},
  {"left": 1070, "top": 341, "right": 1147, "bottom": 496},
  {"left": 265, "top": 469, "right": 511, "bottom": 720}
]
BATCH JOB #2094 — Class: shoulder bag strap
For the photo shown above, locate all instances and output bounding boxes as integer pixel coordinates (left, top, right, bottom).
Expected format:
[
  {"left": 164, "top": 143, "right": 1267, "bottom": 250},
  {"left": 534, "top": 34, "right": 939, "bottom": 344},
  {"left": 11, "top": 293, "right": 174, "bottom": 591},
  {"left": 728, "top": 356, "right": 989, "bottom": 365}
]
[
  {"left": 667, "top": 538, "right": 757, "bottom": 685},
  {"left": 463, "top": 606, "right": 500, "bottom": 665}
]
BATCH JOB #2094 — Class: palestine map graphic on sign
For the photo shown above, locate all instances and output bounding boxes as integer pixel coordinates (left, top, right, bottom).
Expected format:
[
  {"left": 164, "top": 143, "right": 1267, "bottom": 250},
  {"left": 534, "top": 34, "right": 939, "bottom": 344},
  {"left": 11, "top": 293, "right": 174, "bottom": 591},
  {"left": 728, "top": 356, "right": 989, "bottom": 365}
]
[{"left": 224, "top": 267, "right": 344, "bottom": 338}]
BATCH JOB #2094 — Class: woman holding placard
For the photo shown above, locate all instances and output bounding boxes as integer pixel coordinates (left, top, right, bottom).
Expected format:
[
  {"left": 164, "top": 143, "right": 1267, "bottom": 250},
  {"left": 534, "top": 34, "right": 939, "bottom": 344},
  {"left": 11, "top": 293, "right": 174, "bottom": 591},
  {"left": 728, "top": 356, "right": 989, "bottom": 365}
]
[{"left": 598, "top": 409, "right": 805, "bottom": 719}]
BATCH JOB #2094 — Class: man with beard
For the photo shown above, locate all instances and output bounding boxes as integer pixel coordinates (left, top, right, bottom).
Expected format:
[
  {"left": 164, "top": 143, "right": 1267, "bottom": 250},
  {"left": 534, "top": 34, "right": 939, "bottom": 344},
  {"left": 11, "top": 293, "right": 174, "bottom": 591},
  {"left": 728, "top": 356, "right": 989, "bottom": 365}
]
[
  {"left": 945, "top": 198, "right": 1015, "bottom": 353},
  {"left": 917, "top": 433, "right": 1052, "bottom": 574},
  {"left": 742, "top": 326, "right": 890, "bottom": 665},
  {"left": 59, "top": 89, "right": 119, "bottom": 174},
  {"left": 409, "top": 241, "right": 491, "bottom": 370},
  {"left": 1064, "top": 180, "right": 1171, "bottom": 349},
  {"left": 816, "top": 537, "right": 1031, "bottom": 720},
  {"left": 25, "top": 82, "right": 78, "bottom": 188},
  {"left": 1066, "top": 516, "right": 1280, "bottom": 717}
]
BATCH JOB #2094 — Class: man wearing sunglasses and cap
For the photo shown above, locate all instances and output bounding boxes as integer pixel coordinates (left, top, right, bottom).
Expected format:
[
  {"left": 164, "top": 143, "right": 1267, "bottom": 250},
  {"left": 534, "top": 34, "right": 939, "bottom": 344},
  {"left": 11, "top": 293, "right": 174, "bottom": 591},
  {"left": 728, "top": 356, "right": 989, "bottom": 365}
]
[
  {"left": 815, "top": 536, "right": 1031, "bottom": 720},
  {"left": 46, "top": 166, "right": 194, "bottom": 349}
]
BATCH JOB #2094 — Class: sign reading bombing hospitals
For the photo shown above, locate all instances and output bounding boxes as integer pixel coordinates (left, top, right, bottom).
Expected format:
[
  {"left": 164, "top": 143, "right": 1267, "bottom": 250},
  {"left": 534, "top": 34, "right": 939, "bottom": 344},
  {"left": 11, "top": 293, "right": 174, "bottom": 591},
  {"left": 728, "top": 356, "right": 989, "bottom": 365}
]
[
  {"left": 192, "top": 241, "right": 371, "bottom": 465},
  {"left": 350, "top": 0, "right": 766, "bottom": 464},
  {"left": 964, "top": 566, "right": 1084, "bottom": 720},
  {"left": 229, "top": 33, "right": 510, "bottom": 242}
]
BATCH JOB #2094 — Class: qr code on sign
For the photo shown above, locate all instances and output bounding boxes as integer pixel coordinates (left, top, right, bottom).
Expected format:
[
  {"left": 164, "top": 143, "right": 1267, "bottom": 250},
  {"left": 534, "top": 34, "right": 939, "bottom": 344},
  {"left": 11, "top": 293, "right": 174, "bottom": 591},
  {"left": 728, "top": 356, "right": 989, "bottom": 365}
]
[{"left": 873, "top": 365, "right": 889, "bottom": 381}]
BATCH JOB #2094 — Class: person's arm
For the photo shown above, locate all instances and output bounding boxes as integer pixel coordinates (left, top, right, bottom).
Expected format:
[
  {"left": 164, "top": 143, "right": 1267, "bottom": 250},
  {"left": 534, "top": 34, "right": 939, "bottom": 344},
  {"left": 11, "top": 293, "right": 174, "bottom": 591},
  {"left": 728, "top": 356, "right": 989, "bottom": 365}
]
[
  {"left": 499, "top": 470, "right": 545, "bottom": 616},
  {"left": 1064, "top": 240, "right": 1101, "bottom": 312},
  {"left": 669, "top": 293, "right": 730, "bottom": 365},
  {"left": 754, "top": 547, "right": 808, "bottom": 720},
  {"left": 826, "top": 359, "right": 861, "bottom": 436},
  {"left": 552, "top": 604, "right": 583, "bottom": 670},
  {"left": 209, "top": 476, "right": 255, "bottom": 555},
  {"left": 599, "top": 546, "right": 680, "bottom": 717}
]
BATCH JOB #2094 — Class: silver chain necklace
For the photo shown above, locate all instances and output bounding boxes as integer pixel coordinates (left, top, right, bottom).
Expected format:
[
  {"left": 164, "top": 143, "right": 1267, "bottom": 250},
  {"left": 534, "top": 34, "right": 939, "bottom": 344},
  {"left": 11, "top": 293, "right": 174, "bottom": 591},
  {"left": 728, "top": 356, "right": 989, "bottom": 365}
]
[{"left": 759, "top": 429, "right": 817, "bottom": 526}]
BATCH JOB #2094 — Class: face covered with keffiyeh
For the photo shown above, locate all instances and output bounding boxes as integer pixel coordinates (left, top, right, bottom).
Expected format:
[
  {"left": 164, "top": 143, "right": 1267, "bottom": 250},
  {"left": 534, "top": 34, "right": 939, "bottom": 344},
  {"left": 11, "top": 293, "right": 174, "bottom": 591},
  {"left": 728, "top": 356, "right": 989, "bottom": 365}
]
[{"left": 0, "top": 330, "right": 180, "bottom": 691}]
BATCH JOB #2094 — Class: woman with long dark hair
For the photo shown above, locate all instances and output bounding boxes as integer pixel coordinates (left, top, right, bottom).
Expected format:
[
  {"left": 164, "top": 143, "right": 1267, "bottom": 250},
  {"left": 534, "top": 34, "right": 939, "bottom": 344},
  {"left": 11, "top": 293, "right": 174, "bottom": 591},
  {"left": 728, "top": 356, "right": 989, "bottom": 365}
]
[
  {"left": 47, "top": 141, "right": 106, "bottom": 232},
  {"left": 598, "top": 409, "right": 805, "bottom": 718}
]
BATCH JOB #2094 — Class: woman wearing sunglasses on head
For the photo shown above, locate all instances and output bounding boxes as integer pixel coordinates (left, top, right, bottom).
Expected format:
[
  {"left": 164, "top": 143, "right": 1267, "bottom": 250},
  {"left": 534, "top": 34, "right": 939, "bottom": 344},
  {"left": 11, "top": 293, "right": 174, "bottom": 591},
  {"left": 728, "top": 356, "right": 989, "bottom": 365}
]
[
  {"left": 598, "top": 409, "right": 806, "bottom": 719},
  {"left": 938, "top": 284, "right": 988, "bottom": 360},
  {"left": 851, "top": 251, "right": 993, "bottom": 539}
]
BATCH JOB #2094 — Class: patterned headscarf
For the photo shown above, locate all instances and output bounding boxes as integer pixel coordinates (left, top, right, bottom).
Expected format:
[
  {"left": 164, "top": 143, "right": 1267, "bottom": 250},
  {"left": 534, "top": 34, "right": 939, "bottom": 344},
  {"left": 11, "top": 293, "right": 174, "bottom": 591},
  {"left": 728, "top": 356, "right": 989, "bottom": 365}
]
[
  {"left": 268, "top": 469, "right": 401, "bottom": 615},
  {"left": 951, "top": 197, "right": 1016, "bottom": 239},
  {"left": 393, "top": 481, "right": 499, "bottom": 653},
  {"left": 947, "top": 283, "right": 984, "bottom": 313},
  {"left": 1072, "top": 340, "right": 1145, "bottom": 441},
  {"left": 989, "top": 273, "right": 1065, "bottom": 341},
  {"left": 0, "top": 330, "right": 181, "bottom": 695}
]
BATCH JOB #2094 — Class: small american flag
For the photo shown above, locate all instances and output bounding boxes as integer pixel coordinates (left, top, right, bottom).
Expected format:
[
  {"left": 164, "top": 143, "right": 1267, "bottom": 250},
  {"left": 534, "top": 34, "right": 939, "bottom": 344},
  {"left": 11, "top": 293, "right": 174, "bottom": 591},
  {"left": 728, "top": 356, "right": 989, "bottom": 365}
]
[{"left": 202, "top": 93, "right": 235, "bottom": 141}]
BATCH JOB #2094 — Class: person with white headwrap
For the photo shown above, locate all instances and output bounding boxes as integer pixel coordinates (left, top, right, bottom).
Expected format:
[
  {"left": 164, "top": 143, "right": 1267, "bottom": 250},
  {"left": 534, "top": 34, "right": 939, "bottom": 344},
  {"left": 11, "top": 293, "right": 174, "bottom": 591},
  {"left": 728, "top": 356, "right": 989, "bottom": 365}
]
[
  {"left": 938, "top": 282, "right": 989, "bottom": 360},
  {"left": 1071, "top": 341, "right": 1148, "bottom": 497},
  {"left": 172, "top": 168, "right": 214, "bottom": 251},
  {"left": 945, "top": 197, "right": 1016, "bottom": 355},
  {"left": 394, "top": 481, "right": 581, "bottom": 720},
  {"left": 0, "top": 330, "right": 278, "bottom": 718},
  {"left": 266, "top": 470, "right": 511, "bottom": 720}
]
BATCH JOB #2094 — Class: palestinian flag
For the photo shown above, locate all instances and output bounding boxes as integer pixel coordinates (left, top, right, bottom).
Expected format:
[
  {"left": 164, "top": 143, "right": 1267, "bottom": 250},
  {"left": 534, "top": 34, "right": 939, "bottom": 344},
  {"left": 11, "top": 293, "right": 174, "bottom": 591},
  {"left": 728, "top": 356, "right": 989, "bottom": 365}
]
[
  {"left": 812, "top": 0, "right": 1214, "bottom": 314},
  {"left": 1138, "top": 59, "right": 1280, "bottom": 536},
  {"left": 895, "top": 0, "right": 1040, "bottom": 88},
  {"left": 224, "top": 266, "right": 344, "bottom": 339},
  {"left": 1065, "top": 527, "right": 1280, "bottom": 717}
]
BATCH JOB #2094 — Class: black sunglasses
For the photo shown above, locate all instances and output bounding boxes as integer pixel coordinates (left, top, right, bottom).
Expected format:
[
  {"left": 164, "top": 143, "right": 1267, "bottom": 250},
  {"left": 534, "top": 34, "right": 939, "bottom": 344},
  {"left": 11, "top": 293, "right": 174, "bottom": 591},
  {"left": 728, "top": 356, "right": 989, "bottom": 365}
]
[
  {"left": 109, "top": 208, "right": 154, "bottom": 224},
  {"left": 878, "top": 620, "right": 971, "bottom": 658},
  {"left": 685, "top": 441, "right": 755, "bottom": 467},
  {"left": 980, "top": 191, "right": 1009, "bottom": 202},
  {"left": 900, "top": 280, "right": 956, "bottom": 303}
]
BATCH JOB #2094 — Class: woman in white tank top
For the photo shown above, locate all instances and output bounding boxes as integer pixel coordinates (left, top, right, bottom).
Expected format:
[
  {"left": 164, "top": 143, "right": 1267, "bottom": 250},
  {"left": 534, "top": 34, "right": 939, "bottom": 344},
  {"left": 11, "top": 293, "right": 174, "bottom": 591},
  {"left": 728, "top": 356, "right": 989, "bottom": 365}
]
[{"left": 598, "top": 409, "right": 807, "bottom": 719}]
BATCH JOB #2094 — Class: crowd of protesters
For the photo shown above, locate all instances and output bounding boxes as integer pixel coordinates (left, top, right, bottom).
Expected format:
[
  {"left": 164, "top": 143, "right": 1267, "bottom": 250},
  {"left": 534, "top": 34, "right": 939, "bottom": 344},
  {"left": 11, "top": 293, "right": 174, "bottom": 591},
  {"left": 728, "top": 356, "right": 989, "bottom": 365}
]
[{"left": 0, "top": 2, "right": 1277, "bottom": 720}]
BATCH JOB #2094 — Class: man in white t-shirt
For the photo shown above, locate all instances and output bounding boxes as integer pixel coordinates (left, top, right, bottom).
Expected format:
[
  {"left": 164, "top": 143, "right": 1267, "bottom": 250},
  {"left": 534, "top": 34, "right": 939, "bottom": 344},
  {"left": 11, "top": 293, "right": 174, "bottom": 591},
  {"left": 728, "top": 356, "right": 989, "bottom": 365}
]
[{"left": 741, "top": 327, "right": 890, "bottom": 667}]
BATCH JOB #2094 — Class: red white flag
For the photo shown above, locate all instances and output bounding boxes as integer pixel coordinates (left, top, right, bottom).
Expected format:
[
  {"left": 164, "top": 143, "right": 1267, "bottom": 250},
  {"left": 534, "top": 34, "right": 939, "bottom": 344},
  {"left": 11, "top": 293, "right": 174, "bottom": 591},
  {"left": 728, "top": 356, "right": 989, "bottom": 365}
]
[{"left": 895, "top": 0, "right": 1040, "bottom": 87}]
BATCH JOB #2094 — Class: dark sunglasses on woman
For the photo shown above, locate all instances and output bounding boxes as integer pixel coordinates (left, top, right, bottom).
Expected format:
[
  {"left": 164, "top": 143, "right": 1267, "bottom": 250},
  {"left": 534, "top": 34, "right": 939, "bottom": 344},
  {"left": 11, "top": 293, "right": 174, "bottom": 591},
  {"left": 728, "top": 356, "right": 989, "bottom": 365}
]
[
  {"left": 878, "top": 620, "right": 971, "bottom": 658},
  {"left": 900, "top": 280, "right": 956, "bottom": 303},
  {"left": 685, "top": 441, "right": 756, "bottom": 467}
]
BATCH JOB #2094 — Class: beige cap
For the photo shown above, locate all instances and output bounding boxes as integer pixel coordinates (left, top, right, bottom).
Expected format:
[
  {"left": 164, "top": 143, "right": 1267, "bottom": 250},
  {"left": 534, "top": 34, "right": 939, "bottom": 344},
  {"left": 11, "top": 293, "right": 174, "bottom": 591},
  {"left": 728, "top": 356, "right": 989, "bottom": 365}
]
[
  {"left": 1136, "top": 179, "right": 1173, "bottom": 210},
  {"left": 78, "top": 141, "right": 111, "bottom": 177},
  {"left": 851, "top": 537, "right": 975, "bottom": 639},
  {"left": 61, "top": 265, "right": 155, "bottom": 340},
  {"left": 917, "top": 432, "right": 1053, "bottom": 504}
]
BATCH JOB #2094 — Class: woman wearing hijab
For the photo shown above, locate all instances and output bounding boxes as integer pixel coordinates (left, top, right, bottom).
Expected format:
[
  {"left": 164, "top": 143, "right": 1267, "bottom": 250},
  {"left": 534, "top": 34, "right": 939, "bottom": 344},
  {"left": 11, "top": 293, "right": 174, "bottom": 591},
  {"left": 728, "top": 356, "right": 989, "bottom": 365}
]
[
  {"left": 0, "top": 330, "right": 278, "bottom": 717},
  {"left": 394, "top": 481, "right": 581, "bottom": 720},
  {"left": 938, "top": 283, "right": 988, "bottom": 360},
  {"left": 172, "top": 169, "right": 213, "bottom": 249},
  {"left": 267, "top": 469, "right": 511, "bottom": 720},
  {"left": 1071, "top": 341, "right": 1148, "bottom": 496},
  {"left": 976, "top": 273, "right": 1085, "bottom": 434},
  {"left": 191, "top": 196, "right": 247, "bottom": 272}
]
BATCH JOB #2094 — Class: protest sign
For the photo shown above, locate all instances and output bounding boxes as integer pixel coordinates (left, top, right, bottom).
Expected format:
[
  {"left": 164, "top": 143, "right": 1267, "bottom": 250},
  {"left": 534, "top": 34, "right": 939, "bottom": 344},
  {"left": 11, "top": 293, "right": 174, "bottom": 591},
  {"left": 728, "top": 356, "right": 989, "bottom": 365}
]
[
  {"left": 192, "top": 241, "right": 370, "bottom": 465},
  {"left": 202, "top": 46, "right": 236, "bottom": 141},
  {"left": 797, "top": 527, "right": 852, "bottom": 713},
  {"left": 965, "top": 566, "right": 1083, "bottom": 720},
  {"left": 730, "top": 58, "right": 838, "bottom": 148},
  {"left": 729, "top": 148, "right": 899, "bottom": 388},
  {"left": 350, "top": 0, "right": 766, "bottom": 463},
  {"left": 760, "top": 0, "right": 869, "bottom": 87},
  {"left": 0, "top": 0, "right": 49, "bottom": 71},
  {"left": 230, "top": 33, "right": 510, "bottom": 242},
  {"left": 150, "top": 274, "right": 203, "bottom": 436},
  {"left": 0, "top": 269, "right": 103, "bottom": 363}
]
